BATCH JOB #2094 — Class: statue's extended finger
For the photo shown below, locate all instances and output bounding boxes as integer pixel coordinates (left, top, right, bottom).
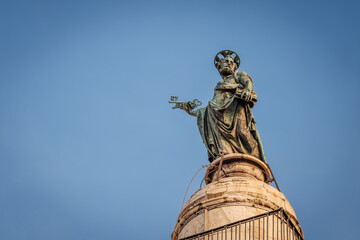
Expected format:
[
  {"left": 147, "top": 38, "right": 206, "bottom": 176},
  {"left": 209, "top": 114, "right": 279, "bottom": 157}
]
[
  {"left": 243, "top": 91, "right": 247, "bottom": 99},
  {"left": 240, "top": 91, "right": 245, "bottom": 99},
  {"left": 245, "top": 92, "right": 249, "bottom": 100}
]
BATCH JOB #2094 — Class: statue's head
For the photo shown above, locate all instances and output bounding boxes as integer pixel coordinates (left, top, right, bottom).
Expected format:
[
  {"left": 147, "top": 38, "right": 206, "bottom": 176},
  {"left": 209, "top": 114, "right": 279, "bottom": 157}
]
[{"left": 214, "top": 50, "right": 240, "bottom": 77}]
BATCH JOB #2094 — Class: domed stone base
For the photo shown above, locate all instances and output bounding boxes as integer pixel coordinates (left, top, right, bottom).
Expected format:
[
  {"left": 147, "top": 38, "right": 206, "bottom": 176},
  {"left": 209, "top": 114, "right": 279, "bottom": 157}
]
[
  {"left": 172, "top": 154, "right": 303, "bottom": 240},
  {"left": 205, "top": 153, "right": 271, "bottom": 184}
]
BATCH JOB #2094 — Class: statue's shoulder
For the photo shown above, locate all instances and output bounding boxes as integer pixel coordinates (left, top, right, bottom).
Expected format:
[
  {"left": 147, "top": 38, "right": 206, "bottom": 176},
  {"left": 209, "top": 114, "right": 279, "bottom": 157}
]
[
  {"left": 235, "top": 70, "right": 250, "bottom": 77},
  {"left": 235, "top": 70, "right": 253, "bottom": 82}
]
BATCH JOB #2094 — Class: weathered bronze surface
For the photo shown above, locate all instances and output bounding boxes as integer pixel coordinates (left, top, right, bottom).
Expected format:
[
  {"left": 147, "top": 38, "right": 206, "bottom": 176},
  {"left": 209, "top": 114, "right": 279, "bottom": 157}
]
[
  {"left": 168, "top": 96, "right": 202, "bottom": 110},
  {"left": 170, "top": 50, "right": 266, "bottom": 163}
]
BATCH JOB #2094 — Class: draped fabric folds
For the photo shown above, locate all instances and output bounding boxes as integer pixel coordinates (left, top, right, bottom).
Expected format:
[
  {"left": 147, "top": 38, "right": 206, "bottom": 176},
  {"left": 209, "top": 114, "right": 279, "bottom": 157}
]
[{"left": 196, "top": 71, "right": 264, "bottom": 163}]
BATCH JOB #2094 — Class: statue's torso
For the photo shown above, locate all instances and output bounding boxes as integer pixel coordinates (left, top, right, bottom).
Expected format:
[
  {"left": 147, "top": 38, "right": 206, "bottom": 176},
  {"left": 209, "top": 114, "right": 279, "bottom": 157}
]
[
  {"left": 210, "top": 74, "right": 242, "bottom": 110},
  {"left": 197, "top": 72, "right": 262, "bottom": 162}
]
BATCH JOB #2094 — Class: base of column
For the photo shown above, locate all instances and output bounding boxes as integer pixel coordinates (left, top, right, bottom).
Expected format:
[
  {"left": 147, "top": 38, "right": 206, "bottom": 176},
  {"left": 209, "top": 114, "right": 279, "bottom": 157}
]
[{"left": 172, "top": 154, "right": 303, "bottom": 240}]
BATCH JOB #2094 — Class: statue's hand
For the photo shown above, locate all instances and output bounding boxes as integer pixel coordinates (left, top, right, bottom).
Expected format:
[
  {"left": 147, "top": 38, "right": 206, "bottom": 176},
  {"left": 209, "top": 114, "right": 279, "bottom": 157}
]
[
  {"left": 237, "top": 88, "right": 253, "bottom": 102},
  {"left": 171, "top": 101, "right": 194, "bottom": 115},
  {"left": 178, "top": 102, "right": 191, "bottom": 111},
  {"left": 178, "top": 102, "right": 198, "bottom": 117}
]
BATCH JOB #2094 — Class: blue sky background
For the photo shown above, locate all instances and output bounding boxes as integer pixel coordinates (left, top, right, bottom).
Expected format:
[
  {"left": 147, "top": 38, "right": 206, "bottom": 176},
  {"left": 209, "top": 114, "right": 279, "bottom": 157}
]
[{"left": 1, "top": 0, "right": 359, "bottom": 239}]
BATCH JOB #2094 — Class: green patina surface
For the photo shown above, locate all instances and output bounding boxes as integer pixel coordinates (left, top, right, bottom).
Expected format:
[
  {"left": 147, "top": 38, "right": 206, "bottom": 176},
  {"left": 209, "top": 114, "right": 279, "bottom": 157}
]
[{"left": 170, "top": 50, "right": 266, "bottom": 163}]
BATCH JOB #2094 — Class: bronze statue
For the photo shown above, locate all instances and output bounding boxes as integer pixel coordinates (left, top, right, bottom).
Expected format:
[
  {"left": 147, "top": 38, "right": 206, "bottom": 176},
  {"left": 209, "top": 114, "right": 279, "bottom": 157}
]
[{"left": 170, "top": 50, "right": 266, "bottom": 163}]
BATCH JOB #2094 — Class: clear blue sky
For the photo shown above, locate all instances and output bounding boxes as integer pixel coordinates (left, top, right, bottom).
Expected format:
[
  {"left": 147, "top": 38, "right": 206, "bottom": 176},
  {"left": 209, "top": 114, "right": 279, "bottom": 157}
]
[{"left": 1, "top": 0, "right": 359, "bottom": 239}]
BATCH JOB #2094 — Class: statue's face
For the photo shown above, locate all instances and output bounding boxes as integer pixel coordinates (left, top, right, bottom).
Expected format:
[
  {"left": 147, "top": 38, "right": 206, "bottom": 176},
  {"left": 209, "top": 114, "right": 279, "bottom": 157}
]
[{"left": 217, "top": 56, "right": 237, "bottom": 76}]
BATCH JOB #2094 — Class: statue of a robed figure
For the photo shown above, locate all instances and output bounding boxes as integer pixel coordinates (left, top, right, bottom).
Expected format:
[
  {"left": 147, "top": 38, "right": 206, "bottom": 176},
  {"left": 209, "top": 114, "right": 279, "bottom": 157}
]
[{"left": 170, "top": 50, "right": 266, "bottom": 163}]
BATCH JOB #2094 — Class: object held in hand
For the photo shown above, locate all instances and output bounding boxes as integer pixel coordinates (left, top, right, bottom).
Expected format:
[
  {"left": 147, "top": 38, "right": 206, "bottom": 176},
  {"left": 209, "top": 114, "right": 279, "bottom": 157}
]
[{"left": 168, "top": 96, "right": 202, "bottom": 110}]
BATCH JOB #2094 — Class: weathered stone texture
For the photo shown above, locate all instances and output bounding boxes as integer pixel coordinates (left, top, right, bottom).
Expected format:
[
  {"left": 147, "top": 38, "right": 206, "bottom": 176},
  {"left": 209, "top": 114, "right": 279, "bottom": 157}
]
[{"left": 173, "top": 155, "right": 302, "bottom": 240}]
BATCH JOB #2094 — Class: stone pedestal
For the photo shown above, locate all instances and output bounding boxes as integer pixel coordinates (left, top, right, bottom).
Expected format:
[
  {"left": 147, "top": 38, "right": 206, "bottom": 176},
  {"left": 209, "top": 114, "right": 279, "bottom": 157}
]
[
  {"left": 204, "top": 153, "right": 271, "bottom": 184},
  {"left": 172, "top": 154, "right": 303, "bottom": 240}
]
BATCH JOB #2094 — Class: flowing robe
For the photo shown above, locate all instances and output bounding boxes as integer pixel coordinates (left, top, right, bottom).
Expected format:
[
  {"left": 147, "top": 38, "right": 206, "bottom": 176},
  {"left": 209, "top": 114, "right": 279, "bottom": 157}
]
[{"left": 196, "top": 71, "right": 265, "bottom": 163}]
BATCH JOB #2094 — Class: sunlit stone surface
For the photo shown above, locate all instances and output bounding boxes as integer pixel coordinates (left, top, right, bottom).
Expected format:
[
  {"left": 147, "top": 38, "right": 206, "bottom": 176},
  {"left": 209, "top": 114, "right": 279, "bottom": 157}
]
[{"left": 172, "top": 154, "right": 303, "bottom": 240}]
